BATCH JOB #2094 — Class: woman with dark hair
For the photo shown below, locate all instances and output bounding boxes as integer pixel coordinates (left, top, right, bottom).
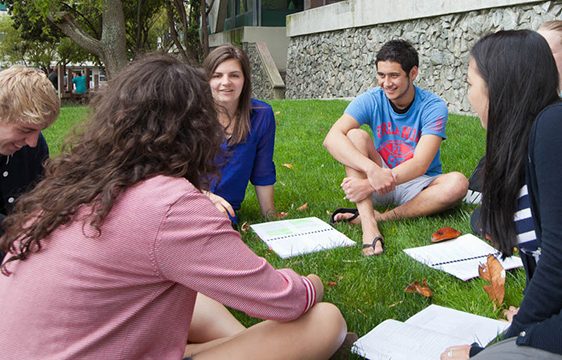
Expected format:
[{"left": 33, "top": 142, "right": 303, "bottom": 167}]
[
  {"left": 0, "top": 54, "right": 347, "bottom": 359},
  {"left": 441, "top": 30, "right": 562, "bottom": 359},
  {"left": 202, "top": 44, "right": 279, "bottom": 223}
]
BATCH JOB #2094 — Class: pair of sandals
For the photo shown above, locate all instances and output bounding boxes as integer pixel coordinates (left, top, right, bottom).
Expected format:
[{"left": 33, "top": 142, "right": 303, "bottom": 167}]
[{"left": 329, "top": 208, "right": 385, "bottom": 256}]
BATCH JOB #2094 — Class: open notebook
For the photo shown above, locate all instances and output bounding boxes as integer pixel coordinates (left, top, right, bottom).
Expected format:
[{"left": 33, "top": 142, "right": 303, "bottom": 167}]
[
  {"left": 403, "top": 234, "right": 523, "bottom": 281},
  {"left": 250, "top": 217, "right": 356, "bottom": 258},
  {"left": 352, "top": 304, "right": 509, "bottom": 360}
]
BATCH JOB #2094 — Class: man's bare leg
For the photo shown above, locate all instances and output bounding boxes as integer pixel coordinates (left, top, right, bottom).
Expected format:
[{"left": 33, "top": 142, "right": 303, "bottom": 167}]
[
  {"left": 377, "top": 172, "right": 468, "bottom": 220},
  {"left": 335, "top": 172, "right": 468, "bottom": 224},
  {"left": 340, "top": 129, "right": 385, "bottom": 256}
]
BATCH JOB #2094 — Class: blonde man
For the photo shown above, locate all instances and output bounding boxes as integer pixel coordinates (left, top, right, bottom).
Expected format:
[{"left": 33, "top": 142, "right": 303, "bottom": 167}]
[
  {"left": 0, "top": 66, "right": 60, "bottom": 259},
  {"left": 538, "top": 20, "right": 562, "bottom": 94}
]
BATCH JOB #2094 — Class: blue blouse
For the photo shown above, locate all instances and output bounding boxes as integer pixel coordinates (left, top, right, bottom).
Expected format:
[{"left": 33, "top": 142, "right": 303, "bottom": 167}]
[{"left": 211, "top": 99, "right": 276, "bottom": 213}]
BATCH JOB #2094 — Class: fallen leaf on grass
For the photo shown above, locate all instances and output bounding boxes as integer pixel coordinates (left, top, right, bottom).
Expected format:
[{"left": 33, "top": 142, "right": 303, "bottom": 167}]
[
  {"left": 282, "top": 163, "right": 293, "bottom": 170},
  {"left": 431, "top": 226, "right": 461, "bottom": 243},
  {"left": 327, "top": 281, "right": 337, "bottom": 287},
  {"left": 478, "top": 255, "right": 505, "bottom": 308},
  {"left": 296, "top": 203, "right": 308, "bottom": 211},
  {"left": 275, "top": 212, "right": 288, "bottom": 219},
  {"left": 404, "top": 279, "right": 433, "bottom": 298},
  {"left": 240, "top": 222, "right": 250, "bottom": 232},
  {"left": 274, "top": 111, "right": 281, "bottom": 115}
]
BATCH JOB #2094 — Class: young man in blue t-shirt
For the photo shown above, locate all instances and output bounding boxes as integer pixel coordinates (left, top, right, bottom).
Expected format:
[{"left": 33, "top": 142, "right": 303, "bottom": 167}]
[{"left": 324, "top": 40, "right": 468, "bottom": 256}]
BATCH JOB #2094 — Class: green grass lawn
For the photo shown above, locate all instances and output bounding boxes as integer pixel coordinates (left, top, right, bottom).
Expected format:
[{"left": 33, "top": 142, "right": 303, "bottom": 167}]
[{"left": 45, "top": 101, "right": 524, "bottom": 353}]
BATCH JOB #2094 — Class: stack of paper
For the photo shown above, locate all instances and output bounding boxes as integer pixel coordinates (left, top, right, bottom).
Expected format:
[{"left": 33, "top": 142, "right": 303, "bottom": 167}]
[
  {"left": 352, "top": 304, "right": 509, "bottom": 360},
  {"left": 403, "top": 234, "right": 523, "bottom": 281},
  {"left": 251, "top": 217, "right": 356, "bottom": 258}
]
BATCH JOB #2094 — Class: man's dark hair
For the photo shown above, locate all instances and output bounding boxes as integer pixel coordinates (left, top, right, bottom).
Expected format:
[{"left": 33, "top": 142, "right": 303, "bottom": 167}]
[{"left": 375, "top": 39, "right": 419, "bottom": 74}]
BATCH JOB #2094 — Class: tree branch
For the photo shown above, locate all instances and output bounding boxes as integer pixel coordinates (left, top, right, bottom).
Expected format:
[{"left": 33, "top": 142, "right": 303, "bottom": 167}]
[
  {"left": 48, "top": 11, "right": 103, "bottom": 57},
  {"left": 60, "top": 2, "right": 101, "bottom": 39}
]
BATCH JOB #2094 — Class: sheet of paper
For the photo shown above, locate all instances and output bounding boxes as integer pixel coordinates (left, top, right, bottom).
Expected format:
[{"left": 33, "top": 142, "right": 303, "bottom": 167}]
[
  {"left": 353, "top": 305, "right": 510, "bottom": 360},
  {"left": 405, "top": 304, "right": 509, "bottom": 346},
  {"left": 403, "top": 234, "right": 522, "bottom": 280},
  {"left": 250, "top": 217, "right": 356, "bottom": 258},
  {"left": 352, "top": 319, "right": 467, "bottom": 360}
]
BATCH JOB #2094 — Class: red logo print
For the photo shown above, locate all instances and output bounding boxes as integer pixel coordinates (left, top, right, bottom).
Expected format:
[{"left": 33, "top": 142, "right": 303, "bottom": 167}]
[{"left": 378, "top": 140, "right": 414, "bottom": 168}]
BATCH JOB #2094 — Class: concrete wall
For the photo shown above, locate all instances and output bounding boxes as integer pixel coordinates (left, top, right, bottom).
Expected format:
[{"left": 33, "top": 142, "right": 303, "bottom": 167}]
[
  {"left": 209, "top": 26, "right": 289, "bottom": 71},
  {"left": 288, "top": 0, "right": 548, "bottom": 36},
  {"left": 285, "top": 0, "right": 561, "bottom": 113}
]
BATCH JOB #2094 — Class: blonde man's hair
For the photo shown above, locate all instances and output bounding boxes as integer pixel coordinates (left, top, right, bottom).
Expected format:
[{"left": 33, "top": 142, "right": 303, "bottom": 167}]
[
  {"left": 0, "top": 66, "right": 60, "bottom": 127},
  {"left": 539, "top": 20, "right": 562, "bottom": 45},
  {"left": 539, "top": 20, "right": 562, "bottom": 33}
]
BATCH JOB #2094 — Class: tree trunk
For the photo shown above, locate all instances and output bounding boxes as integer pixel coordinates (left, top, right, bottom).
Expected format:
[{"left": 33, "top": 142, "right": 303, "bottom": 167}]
[
  {"left": 49, "top": 0, "right": 128, "bottom": 79},
  {"left": 99, "top": 0, "right": 128, "bottom": 78},
  {"left": 200, "top": 0, "right": 209, "bottom": 59}
]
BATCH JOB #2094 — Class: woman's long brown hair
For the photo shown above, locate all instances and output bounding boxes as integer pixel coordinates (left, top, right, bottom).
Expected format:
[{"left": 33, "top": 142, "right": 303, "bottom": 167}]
[
  {"left": 1, "top": 54, "right": 224, "bottom": 274},
  {"left": 202, "top": 44, "right": 252, "bottom": 145}
]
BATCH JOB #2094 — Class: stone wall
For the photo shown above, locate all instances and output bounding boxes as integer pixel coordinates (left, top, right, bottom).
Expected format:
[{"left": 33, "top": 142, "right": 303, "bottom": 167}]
[
  {"left": 244, "top": 42, "right": 286, "bottom": 99},
  {"left": 286, "top": 1, "right": 561, "bottom": 113},
  {"left": 244, "top": 43, "right": 275, "bottom": 99}
]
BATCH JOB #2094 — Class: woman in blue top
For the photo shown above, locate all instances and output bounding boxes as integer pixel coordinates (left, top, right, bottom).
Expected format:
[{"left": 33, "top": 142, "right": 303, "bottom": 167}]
[
  {"left": 202, "top": 45, "right": 278, "bottom": 223},
  {"left": 441, "top": 30, "right": 562, "bottom": 360}
]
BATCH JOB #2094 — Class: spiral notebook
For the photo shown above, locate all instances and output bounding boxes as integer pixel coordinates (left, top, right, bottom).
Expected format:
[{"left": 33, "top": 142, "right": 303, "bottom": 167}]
[
  {"left": 352, "top": 304, "right": 509, "bottom": 360},
  {"left": 403, "top": 234, "right": 523, "bottom": 281},
  {"left": 250, "top": 217, "right": 356, "bottom": 258}
]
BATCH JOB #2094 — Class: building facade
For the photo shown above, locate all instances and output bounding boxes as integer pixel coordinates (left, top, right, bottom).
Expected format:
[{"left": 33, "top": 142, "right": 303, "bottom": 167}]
[{"left": 286, "top": 0, "right": 561, "bottom": 113}]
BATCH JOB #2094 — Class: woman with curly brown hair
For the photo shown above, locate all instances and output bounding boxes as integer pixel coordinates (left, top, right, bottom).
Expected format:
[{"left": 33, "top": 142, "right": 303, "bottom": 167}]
[{"left": 0, "top": 54, "right": 347, "bottom": 359}]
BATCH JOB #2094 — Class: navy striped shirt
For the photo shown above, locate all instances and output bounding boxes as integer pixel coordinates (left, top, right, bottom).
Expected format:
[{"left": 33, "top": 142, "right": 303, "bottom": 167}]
[{"left": 515, "top": 185, "right": 540, "bottom": 263}]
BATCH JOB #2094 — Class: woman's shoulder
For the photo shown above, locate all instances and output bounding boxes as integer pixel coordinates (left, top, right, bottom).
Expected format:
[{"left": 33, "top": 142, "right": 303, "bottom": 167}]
[
  {"left": 534, "top": 102, "right": 562, "bottom": 133},
  {"left": 250, "top": 98, "right": 274, "bottom": 117},
  {"left": 250, "top": 99, "right": 275, "bottom": 127},
  {"left": 539, "top": 101, "right": 562, "bottom": 116},
  {"left": 250, "top": 98, "right": 272, "bottom": 110},
  {"left": 126, "top": 176, "right": 198, "bottom": 206}
]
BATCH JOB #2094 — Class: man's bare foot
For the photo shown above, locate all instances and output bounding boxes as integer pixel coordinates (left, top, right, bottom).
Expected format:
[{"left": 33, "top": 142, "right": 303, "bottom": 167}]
[
  {"left": 333, "top": 209, "right": 387, "bottom": 224},
  {"left": 361, "top": 236, "right": 384, "bottom": 256},
  {"left": 333, "top": 211, "right": 361, "bottom": 224}
]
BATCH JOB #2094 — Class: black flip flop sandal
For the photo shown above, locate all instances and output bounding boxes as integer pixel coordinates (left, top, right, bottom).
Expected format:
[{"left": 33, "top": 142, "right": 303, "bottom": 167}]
[
  {"left": 329, "top": 207, "right": 359, "bottom": 224},
  {"left": 362, "top": 236, "right": 384, "bottom": 256}
]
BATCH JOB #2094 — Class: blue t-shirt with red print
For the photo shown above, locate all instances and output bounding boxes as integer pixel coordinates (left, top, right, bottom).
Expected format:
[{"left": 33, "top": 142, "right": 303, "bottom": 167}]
[{"left": 344, "top": 86, "right": 448, "bottom": 176}]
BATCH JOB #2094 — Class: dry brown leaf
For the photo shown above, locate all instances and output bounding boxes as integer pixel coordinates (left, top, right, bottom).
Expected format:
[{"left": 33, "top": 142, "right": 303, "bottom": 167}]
[
  {"left": 327, "top": 281, "right": 337, "bottom": 287},
  {"left": 296, "top": 203, "right": 308, "bottom": 211},
  {"left": 431, "top": 226, "right": 462, "bottom": 243},
  {"left": 240, "top": 222, "right": 250, "bottom": 232},
  {"left": 275, "top": 211, "right": 288, "bottom": 219},
  {"left": 404, "top": 279, "right": 433, "bottom": 298},
  {"left": 478, "top": 255, "right": 505, "bottom": 307},
  {"left": 282, "top": 163, "right": 293, "bottom": 170}
]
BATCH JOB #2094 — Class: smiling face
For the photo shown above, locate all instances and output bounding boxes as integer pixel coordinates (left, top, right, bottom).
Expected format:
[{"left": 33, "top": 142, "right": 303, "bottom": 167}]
[
  {"left": 209, "top": 58, "right": 245, "bottom": 114},
  {"left": 0, "top": 121, "right": 43, "bottom": 155},
  {"left": 467, "top": 58, "right": 490, "bottom": 129},
  {"left": 376, "top": 60, "right": 417, "bottom": 109}
]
